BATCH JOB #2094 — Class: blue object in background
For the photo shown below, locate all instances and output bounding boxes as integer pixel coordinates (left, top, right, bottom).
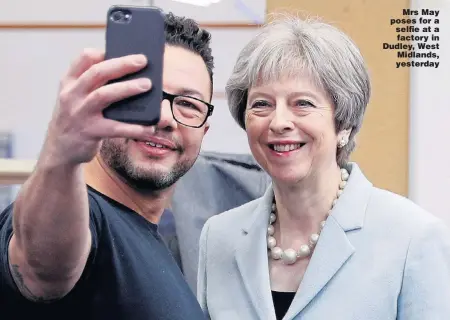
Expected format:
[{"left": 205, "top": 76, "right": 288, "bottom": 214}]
[
  {"left": 234, "top": 0, "right": 265, "bottom": 24},
  {"left": 0, "top": 132, "right": 13, "bottom": 158},
  {"left": 0, "top": 132, "right": 14, "bottom": 212}
]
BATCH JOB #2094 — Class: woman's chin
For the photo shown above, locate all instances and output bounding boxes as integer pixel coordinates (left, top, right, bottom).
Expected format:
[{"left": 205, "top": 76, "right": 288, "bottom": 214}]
[{"left": 269, "top": 168, "right": 309, "bottom": 186}]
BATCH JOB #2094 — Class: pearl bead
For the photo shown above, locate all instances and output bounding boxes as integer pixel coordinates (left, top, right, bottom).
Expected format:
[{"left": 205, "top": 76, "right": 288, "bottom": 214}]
[
  {"left": 309, "top": 233, "right": 319, "bottom": 246},
  {"left": 282, "top": 249, "right": 297, "bottom": 265},
  {"left": 341, "top": 169, "right": 349, "bottom": 181},
  {"left": 298, "top": 244, "right": 311, "bottom": 258},
  {"left": 267, "top": 167, "right": 349, "bottom": 265},
  {"left": 267, "top": 236, "right": 276, "bottom": 248},
  {"left": 271, "top": 247, "right": 283, "bottom": 260},
  {"left": 270, "top": 213, "right": 276, "bottom": 223}
]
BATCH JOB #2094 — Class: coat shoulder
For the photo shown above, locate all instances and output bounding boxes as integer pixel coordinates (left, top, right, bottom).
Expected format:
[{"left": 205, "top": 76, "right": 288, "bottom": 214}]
[
  {"left": 203, "top": 197, "right": 263, "bottom": 243},
  {"left": 368, "top": 187, "right": 445, "bottom": 233},
  {"left": 208, "top": 197, "right": 261, "bottom": 226}
]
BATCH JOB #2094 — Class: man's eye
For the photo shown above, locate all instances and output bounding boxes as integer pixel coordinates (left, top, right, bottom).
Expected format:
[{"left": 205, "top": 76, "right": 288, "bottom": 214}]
[{"left": 177, "top": 99, "right": 197, "bottom": 110}]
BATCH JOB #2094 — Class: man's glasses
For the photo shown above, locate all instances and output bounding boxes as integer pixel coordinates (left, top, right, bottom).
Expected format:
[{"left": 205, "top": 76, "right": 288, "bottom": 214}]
[{"left": 162, "top": 91, "right": 214, "bottom": 128}]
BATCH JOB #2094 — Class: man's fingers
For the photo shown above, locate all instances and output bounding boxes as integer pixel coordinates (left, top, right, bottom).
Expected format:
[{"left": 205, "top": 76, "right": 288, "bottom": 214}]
[
  {"left": 82, "top": 77, "right": 152, "bottom": 112},
  {"left": 75, "top": 54, "right": 148, "bottom": 94},
  {"left": 65, "top": 49, "right": 105, "bottom": 80}
]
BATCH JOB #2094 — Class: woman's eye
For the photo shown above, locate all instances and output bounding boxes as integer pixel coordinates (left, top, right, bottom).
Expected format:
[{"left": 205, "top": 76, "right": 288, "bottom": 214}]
[
  {"left": 295, "top": 100, "right": 315, "bottom": 108},
  {"left": 251, "top": 100, "right": 270, "bottom": 108}
]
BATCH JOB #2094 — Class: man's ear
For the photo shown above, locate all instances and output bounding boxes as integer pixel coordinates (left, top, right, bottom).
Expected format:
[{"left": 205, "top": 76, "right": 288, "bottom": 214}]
[{"left": 203, "top": 122, "right": 210, "bottom": 134}]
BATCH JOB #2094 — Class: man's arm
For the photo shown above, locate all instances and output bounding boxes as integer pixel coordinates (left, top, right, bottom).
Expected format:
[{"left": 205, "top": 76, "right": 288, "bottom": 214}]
[
  {"left": 9, "top": 163, "right": 90, "bottom": 301},
  {"left": 7, "top": 49, "right": 152, "bottom": 301}
]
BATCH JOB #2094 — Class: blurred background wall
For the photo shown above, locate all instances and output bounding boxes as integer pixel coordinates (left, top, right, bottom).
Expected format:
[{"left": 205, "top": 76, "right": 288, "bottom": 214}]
[{"left": 0, "top": 0, "right": 448, "bottom": 225}]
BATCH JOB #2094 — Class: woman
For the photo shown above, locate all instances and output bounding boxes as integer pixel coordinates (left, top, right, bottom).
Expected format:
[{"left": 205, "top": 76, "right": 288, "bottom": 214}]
[{"left": 197, "top": 15, "right": 450, "bottom": 320}]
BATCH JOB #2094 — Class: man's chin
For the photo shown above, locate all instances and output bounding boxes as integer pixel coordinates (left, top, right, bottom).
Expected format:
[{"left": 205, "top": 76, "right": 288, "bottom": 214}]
[
  {"left": 101, "top": 139, "right": 192, "bottom": 191},
  {"left": 132, "top": 159, "right": 172, "bottom": 172},
  {"left": 118, "top": 168, "right": 175, "bottom": 192},
  {"left": 118, "top": 159, "right": 193, "bottom": 192},
  {"left": 126, "top": 163, "right": 172, "bottom": 181}
]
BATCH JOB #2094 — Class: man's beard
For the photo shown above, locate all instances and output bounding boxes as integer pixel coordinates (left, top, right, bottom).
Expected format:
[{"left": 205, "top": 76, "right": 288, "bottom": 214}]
[{"left": 100, "top": 139, "right": 195, "bottom": 193}]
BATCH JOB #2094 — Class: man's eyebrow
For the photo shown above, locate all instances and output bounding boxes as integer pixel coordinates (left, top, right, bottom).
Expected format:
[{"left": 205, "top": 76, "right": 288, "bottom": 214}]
[{"left": 176, "top": 88, "right": 205, "bottom": 100}]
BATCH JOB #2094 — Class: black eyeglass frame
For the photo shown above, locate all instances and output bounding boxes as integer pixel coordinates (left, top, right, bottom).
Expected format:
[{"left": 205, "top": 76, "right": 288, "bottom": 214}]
[{"left": 162, "top": 91, "right": 214, "bottom": 128}]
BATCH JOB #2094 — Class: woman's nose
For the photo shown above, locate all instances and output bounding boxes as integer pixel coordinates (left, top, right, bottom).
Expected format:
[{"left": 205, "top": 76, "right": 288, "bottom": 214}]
[{"left": 269, "top": 105, "right": 295, "bottom": 134}]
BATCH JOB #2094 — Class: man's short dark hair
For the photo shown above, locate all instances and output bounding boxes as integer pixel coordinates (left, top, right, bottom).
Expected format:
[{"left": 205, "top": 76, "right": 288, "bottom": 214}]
[{"left": 164, "top": 12, "right": 214, "bottom": 95}]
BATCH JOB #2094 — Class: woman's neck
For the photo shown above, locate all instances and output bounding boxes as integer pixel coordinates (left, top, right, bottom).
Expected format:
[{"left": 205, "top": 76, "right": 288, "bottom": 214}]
[
  {"left": 84, "top": 155, "right": 172, "bottom": 224},
  {"left": 272, "top": 163, "right": 342, "bottom": 234}
]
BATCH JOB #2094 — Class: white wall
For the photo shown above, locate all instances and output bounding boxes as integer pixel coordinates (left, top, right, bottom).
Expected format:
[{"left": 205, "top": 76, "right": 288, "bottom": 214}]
[
  {"left": 0, "top": 0, "right": 264, "bottom": 24},
  {"left": 409, "top": 0, "right": 450, "bottom": 225},
  {"left": 0, "top": 0, "right": 264, "bottom": 159},
  {"left": 0, "top": 29, "right": 255, "bottom": 158}
]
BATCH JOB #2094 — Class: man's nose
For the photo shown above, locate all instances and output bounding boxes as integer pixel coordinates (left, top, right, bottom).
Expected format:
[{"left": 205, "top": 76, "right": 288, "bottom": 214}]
[{"left": 155, "top": 98, "right": 177, "bottom": 130}]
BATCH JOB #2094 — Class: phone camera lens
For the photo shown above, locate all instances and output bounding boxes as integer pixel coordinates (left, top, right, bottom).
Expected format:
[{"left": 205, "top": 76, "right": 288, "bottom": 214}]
[{"left": 111, "top": 11, "right": 125, "bottom": 22}]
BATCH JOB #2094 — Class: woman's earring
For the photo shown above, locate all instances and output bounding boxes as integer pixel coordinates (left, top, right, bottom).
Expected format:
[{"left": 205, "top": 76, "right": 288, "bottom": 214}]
[{"left": 338, "top": 138, "right": 347, "bottom": 148}]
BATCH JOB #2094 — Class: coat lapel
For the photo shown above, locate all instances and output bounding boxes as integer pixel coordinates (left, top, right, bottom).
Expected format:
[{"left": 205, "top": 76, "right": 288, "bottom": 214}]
[
  {"left": 283, "top": 217, "right": 355, "bottom": 319},
  {"left": 235, "top": 186, "right": 277, "bottom": 320},
  {"left": 284, "top": 163, "right": 373, "bottom": 319}
]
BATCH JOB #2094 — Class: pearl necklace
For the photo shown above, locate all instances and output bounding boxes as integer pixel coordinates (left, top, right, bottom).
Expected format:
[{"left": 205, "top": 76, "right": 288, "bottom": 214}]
[{"left": 267, "top": 168, "right": 349, "bottom": 265}]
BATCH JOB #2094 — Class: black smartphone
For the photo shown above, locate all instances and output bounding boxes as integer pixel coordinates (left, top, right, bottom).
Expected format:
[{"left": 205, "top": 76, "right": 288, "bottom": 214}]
[{"left": 102, "top": 5, "right": 165, "bottom": 126}]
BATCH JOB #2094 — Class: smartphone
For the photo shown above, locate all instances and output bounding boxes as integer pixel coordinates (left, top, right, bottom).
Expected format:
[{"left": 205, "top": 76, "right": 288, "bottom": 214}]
[{"left": 102, "top": 5, "right": 165, "bottom": 126}]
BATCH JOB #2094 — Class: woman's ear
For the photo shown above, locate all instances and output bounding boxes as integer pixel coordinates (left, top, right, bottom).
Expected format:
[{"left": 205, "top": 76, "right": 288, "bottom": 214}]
[{"left": 337, "top": 129, "right": 352, "bottom": 148}]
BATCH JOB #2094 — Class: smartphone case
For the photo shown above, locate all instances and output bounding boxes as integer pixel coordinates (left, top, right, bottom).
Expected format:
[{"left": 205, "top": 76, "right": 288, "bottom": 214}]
[{"left": 103, "top": 5, "right": 165, "bottom": 126}]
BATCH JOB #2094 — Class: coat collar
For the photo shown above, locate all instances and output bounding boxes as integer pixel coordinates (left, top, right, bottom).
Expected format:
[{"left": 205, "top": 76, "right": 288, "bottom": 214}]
[
  {"left": 240, "top": 163, "right": 371, "bottom": 234},
  {"left": 235, "top": 163, "right": 373, "bottom": 319}
]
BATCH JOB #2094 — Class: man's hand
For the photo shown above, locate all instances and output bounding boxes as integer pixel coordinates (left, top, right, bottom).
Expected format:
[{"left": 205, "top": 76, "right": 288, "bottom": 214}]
[{"left": 44, "top": 48, "right": 152, "bottom": 167}]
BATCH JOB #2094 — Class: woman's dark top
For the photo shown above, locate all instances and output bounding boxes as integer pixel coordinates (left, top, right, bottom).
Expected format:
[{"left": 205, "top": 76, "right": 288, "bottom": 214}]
[{"left": 272, "top": 291, "right": 296, "bottom": 320}]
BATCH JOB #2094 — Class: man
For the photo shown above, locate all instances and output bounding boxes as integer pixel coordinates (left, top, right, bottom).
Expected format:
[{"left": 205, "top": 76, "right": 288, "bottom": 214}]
[{"left": 0, "top": 12, "right": 213, "bottom": 319}]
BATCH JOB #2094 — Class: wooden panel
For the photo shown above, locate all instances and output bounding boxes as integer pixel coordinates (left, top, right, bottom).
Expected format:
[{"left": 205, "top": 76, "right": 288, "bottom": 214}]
[
  {"left": 267, "top": 0, "right": 410, "bottom": 196},
  {"left": 0, "top": 159, "right": 35, "bottom": 185}
]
